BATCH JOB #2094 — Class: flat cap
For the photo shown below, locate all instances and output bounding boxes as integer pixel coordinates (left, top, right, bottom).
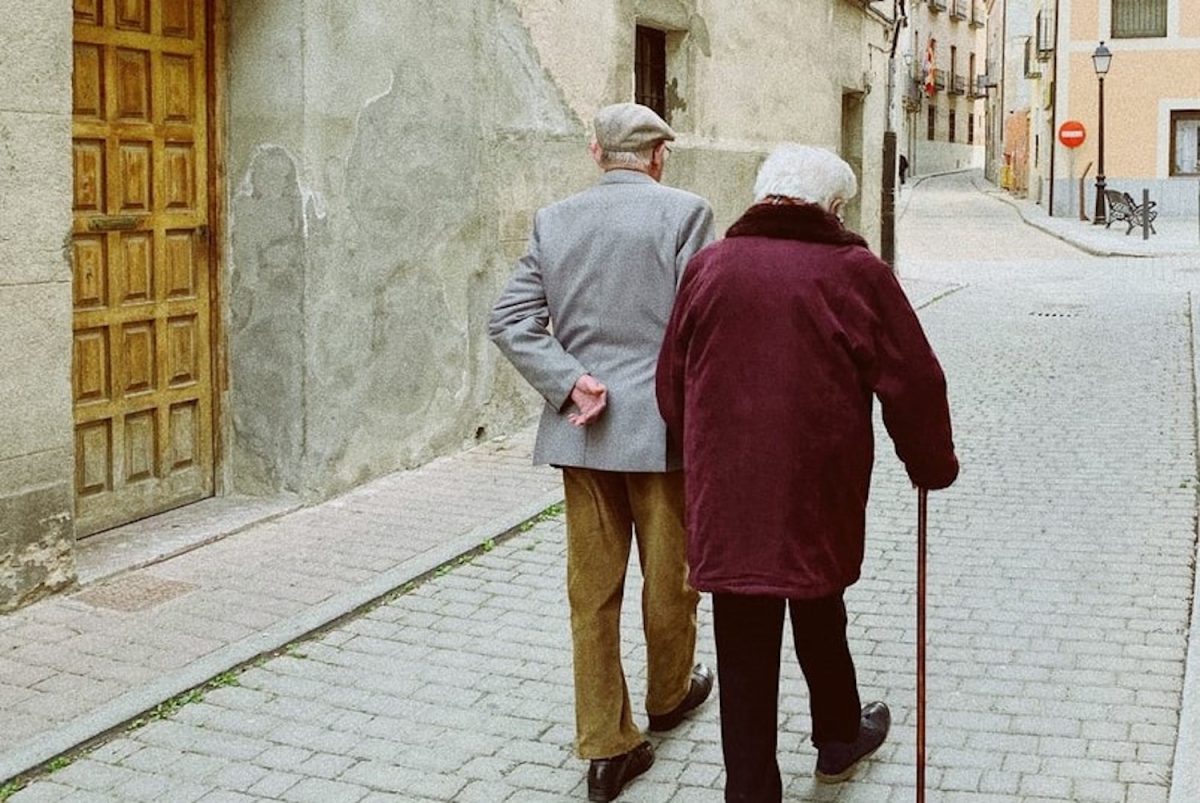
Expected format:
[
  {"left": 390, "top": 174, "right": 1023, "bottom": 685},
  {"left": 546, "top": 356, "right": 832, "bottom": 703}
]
[{"left": 593, "top": 103, "right": 676, "bottom": 152}]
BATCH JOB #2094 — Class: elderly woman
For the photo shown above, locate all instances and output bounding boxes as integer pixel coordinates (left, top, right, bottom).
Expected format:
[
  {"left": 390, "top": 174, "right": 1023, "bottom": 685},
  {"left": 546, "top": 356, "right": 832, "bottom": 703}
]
[{"left": 656, "top": 145, "right": 958, "bottom": 801}]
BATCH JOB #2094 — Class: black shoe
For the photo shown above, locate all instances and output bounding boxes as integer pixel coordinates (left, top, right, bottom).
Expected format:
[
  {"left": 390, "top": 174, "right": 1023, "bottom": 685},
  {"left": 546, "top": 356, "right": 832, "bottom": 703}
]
[
  {"left": 647, "top": 664, "right": 715, "bottom": 732},
  {"left": 814, "top": 701, "right": 891, "bottom": 783},
  {"left": 587, "top": 740, "right": 655, "bottom": 802}
]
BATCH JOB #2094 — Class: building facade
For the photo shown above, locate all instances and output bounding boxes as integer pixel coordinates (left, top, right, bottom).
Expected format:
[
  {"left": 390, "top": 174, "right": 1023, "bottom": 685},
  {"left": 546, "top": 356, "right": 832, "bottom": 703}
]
[
  {"left": 992, "top": 0, "right": 1200, "bottom": 216},
  {"left": 1, "top": 0, "right": 896, "bottom": 610},
  {"left": 982, "top": 0, "right": 1035, "bottom": 186},
  {"left": 899, "top": 0, "right": 989, "bottom": 178}
]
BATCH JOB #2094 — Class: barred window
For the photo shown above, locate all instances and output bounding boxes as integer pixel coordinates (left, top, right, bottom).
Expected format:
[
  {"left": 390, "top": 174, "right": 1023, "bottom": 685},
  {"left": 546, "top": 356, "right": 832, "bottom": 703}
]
[
  {"left": 949, "top": 109, "right": 957, "bottom": 143},
  {"left": 1112, "top": 0, "right": 1166, "bottom": 38},
  {"left": 968, "top": 113, "right": 975, "bottom": 145},
  {"left": 927, "top": 105, "right": 936, "bottom": 141},
  {"left": 635, "top": 26, "right": 668, "bottom": 120}
]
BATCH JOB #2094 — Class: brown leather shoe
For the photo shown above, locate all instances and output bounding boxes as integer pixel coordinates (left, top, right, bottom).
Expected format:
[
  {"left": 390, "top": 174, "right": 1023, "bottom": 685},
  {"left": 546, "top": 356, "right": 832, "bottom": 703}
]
[
  {"left": 647, "top": 664, "right": 715, "bottom": 732},
  {"left": 587, "top": 740, "right": 655, "bottom": 802}
]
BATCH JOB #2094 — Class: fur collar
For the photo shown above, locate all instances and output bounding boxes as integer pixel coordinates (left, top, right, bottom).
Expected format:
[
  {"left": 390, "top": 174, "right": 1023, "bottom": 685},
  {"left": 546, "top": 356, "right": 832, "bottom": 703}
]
[{"left": 726, "top": 202, "right": 868, "bottom": 248}]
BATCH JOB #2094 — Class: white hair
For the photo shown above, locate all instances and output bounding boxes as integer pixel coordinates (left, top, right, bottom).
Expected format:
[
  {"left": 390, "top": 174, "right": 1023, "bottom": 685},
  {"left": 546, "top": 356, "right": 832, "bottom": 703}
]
[
  {"left": 753, "top": 145, "right": 858, "bottom": 206},
  {"left": 597, "top": 145, "right": 656, "bottom": 170}
]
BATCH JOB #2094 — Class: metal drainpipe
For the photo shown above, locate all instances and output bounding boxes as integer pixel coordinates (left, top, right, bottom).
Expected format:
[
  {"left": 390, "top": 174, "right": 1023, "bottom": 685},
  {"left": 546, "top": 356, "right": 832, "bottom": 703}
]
[{"left": 1048, "top": 0, "right": 1061, "bottom": 215}]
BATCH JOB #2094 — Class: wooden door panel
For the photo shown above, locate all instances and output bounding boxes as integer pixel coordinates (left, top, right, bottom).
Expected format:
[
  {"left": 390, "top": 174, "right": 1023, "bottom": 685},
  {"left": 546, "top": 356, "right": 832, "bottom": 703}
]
[
  {"left": 74, "top": 0, "right": 103, "bottom": 26},
  {"left": 120, "top": 231, "right": 155, "bottom": 303},
  {"left": 116, "top": 0, "right": 151, "bottom": 33},
  {"left": 72, "top": 0, "right": 213, "bottom": 536}
]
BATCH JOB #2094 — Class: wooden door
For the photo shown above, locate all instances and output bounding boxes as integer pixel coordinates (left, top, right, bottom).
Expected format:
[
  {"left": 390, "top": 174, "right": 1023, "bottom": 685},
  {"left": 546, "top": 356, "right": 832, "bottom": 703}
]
[{"left": 71, "top": 0, "right": 214, "bottom": 537}]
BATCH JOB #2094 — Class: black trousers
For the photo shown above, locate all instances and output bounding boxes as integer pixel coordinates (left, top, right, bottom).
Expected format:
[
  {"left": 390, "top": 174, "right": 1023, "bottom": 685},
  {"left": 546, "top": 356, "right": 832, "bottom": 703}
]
[{"left": 712, "top": 592, "right": 862, "bottom": 803}]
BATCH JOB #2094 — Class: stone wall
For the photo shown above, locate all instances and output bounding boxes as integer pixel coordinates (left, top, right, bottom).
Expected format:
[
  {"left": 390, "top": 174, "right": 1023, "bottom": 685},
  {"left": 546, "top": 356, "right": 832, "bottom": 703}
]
[
  {"left": 0, "top": 2, "right": 76, "bottom": 610},
  {"left": 226, "top": 0, "right": 891, "bottom": 501}
]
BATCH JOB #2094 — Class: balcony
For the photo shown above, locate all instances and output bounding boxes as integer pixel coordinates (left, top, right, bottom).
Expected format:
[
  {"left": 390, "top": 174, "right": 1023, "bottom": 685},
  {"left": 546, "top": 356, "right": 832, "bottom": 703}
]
[
  {"left": 929, "top": 0, "right": 946, "bottom": 12},
  {"left": 903, "top": 79, "right": 924, "bottom": 111},
  {"left": 933, "top": 68, "right": 947, "bottom": 91},
  {"left": 970, "top": 3, "right": 986, "bottom": 28},
  {"left": 950, "top": 74, "right": 967, "bottom": 95},
  {"left": 976, "top": 72, "right": 998, "bottom": 96},
  {"left": 1035, "top": 11, "right": 1055, "bottom": 60},
  {"left": 950, "top": 0, "right": 968, "bottom": 21},
  {"left": 1023, "top": 37, "right": 1042, "bottom": 79}
]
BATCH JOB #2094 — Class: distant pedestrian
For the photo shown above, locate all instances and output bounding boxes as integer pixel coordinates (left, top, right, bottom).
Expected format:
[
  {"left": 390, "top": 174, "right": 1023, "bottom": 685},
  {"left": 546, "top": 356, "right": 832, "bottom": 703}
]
[
  {"left": 489, "top": 103, "right": 716, "bottom": 802},
  {"left": 656, "top": 144, "right": 959, "bottom": 801},
  {"left": 899, "top": 153, "right": 909, "bottom": 185}
]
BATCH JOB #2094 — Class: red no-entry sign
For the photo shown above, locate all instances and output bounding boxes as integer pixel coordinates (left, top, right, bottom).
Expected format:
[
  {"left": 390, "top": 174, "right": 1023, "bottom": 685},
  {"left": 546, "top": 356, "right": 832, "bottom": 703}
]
[{"left": 1059, "top": 120, "right": 1087, "bottom": 148}]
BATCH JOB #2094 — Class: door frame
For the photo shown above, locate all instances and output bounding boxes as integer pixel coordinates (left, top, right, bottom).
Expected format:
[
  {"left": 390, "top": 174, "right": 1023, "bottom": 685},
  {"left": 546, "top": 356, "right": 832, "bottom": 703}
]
[{"left": 206, "top": 0, "right": 230, "bottom": 498}]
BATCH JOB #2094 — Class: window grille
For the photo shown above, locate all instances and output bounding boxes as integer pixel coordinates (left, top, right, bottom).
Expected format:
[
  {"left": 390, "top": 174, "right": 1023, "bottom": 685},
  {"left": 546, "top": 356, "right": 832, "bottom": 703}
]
[
  {"left": 1111, "top": 0, "right": 1166, "bottom": 38},
  {"left": 635, "top": 26, "right": 668, "bottom": 120}
]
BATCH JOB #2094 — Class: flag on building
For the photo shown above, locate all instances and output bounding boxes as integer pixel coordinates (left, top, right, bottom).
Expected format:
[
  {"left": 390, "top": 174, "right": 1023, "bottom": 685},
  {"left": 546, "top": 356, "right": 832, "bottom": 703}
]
[{"left": 923, "top": 38, "right": 937, "bottom": 97}]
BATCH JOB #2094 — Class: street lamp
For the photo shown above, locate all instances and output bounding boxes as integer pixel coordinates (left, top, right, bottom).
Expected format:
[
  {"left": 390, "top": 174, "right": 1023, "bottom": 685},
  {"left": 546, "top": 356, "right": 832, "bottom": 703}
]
[{"left": 1092, "top": 41, "right": 1112, "bottom": 225}]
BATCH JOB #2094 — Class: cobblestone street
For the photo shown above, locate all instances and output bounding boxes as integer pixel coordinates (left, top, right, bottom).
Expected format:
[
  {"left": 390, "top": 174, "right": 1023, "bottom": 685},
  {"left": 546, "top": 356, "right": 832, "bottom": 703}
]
[{"left": 8, "top": 172, "right": 1200, "bottom": 802}]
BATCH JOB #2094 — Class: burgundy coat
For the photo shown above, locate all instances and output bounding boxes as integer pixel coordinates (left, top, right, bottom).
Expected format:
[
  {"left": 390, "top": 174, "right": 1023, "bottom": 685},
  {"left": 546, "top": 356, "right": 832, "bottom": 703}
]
[{"left": 656, "top": 203, "right": 958, "bottom": 599}]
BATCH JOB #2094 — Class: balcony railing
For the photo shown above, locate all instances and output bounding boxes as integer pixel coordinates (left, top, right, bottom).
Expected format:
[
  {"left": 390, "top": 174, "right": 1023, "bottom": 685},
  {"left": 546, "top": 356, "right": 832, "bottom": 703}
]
[
  {"left": 930, "top": 0, "right": 947, "bottom": 12},
  {"left": 933, "top": 68, "right": 947, "bottom": 90},
  {"left": 1023, "top": 37, "right": 1042, "bottom": 79},
  {"left": 976, "top": 72, "right": 997, "bottom": 96},
  {"left": 1036, "top": 11, "right": 1055, "bottom": 60},
  {"left": 950, "top": 0, "right": 968, "bottom": 21},
  {"left": 950, "top": 74, "right": 967, "bottom": 95},
  {"left": 970, "top": 3, "right": 986, "bottom": 28}
]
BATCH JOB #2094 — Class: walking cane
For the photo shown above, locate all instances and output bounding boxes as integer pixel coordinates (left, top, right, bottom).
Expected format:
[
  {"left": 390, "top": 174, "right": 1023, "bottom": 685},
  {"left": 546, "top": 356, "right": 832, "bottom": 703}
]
[{"left": 916, "top": 487, "right": 928, "bottom": 803}]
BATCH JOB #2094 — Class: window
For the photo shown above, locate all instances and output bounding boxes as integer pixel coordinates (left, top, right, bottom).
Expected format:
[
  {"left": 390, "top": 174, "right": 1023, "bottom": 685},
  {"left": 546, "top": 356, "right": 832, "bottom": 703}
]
[
  {"left": 635, "top": 26, "right": 668, "bottom": 120},
  {"left": 1112, "top": 0, "right": 1166, "bottom": 38},
  {"left": 969, "top": 52, "right": 976, "bottom": 95},
  {"left": 949, "top": 108, "right": 957, "bottom": 142},
  {"left": 950, "top": 46, "right": 958, "bottom": 84},
  {"left": 927, "top": 105, "right": 936, "bottom": 141},
  {"left": 968, "top": 112, "right": 975, "bottom": 144},
  {"left": 1171, "top": 111, "right": 1200, "bottom": 176}
]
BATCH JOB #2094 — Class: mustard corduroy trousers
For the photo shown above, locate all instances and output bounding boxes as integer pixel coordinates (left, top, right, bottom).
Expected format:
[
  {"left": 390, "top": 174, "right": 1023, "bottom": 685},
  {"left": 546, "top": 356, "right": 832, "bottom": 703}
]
[{"left": 562, "top": 467, "right": 701, "bottom": 759}]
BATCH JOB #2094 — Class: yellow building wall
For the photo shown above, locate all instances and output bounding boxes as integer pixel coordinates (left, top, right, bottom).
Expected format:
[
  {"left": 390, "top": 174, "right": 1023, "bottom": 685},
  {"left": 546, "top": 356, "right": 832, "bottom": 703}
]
[
  {"left": 1184, "top": 4, "right": 1200, "bottom": 38},
  {"left": 1071, "top": 1, "right": 1099, "bottom": 41},
  {"left": 1068, "top": 50, "right": 1200, "bottom": 178}
]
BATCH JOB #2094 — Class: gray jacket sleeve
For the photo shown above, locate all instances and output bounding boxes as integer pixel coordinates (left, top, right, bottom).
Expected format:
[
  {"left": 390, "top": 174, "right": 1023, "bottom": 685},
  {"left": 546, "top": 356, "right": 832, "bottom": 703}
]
[
  {"left": 675, "top": 201, "right": 716, "bottom": 286},
  {"left": 487, "top": 213, "right": 587, "bottom": 411}
]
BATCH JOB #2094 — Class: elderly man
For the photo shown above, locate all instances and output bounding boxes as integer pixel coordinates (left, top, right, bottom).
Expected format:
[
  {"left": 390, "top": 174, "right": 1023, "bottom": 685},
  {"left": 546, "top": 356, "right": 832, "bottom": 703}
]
[
  {"left": 489, "top": 103, "right": 716, "bottom": 803},
  {"left": 656, "top": 145, "right": 959, "bottom": 801}
]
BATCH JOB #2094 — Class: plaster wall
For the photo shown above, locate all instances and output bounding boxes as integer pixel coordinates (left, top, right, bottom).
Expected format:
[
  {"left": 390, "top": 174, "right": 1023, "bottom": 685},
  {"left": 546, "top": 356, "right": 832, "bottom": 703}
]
[
  {"left": 0, "top": 1, "right": 76, "bottom": 610},
  {"left": 226, "top": 0, "right": 892, "bottom": 501},
  {"left": 1065, "top": 50, "right": 1200, "bottom": 178}
]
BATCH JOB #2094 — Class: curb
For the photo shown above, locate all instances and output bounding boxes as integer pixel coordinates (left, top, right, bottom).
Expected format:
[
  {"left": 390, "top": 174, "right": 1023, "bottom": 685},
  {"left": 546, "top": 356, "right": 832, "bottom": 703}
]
[
  {"left": 0, "top": 488, "right": 566, "bottom": 786},
  {"left": 1169, "top": 292, "right": 1200, "bottom": 803}
]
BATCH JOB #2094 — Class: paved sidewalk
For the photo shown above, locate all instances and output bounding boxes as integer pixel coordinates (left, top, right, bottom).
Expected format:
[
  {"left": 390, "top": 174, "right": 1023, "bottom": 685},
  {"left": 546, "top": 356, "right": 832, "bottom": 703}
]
[
  {"left": 970, "top": 175, "right": 1200, "bottom": 258},
  {"left": 0, "top": 430, "right": 560, "bottom": 784},
  {"left": 4, "top": 171, "right": 1200, "bottom": 802}
]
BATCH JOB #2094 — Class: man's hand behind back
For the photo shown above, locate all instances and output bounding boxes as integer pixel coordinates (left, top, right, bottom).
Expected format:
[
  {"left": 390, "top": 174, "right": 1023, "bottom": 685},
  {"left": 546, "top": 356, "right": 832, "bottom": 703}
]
[{"left": 568, "top": 374, "right": 608, "bottom": 427}]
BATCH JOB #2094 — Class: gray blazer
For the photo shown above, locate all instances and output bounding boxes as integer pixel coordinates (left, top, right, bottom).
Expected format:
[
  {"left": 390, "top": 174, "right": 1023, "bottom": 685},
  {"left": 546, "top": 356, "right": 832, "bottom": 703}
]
[{"left": 489, "top": 170, "right": 715, "bottom": 472}]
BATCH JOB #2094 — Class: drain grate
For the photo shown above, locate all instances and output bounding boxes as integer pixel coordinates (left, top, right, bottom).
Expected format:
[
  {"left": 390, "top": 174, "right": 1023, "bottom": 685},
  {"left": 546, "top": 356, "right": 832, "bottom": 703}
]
[
  {"left": 74, "top": 573, "right": 198, "bottom": 612},
  {"left": 1029, "top": 304, "right": 1088, "bottom": 319}
]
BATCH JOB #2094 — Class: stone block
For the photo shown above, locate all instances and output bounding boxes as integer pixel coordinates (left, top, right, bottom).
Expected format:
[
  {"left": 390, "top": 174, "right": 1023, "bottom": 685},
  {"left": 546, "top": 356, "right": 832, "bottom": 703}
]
[
  {"left": 0, "top": 3, "right": 71, "bottom": 115},
  {"left": 0, "top": 282, "right": 72, "bottom": 459},
  {"left": 0, "top": 482, "right": 75, "bottom": 612}
]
